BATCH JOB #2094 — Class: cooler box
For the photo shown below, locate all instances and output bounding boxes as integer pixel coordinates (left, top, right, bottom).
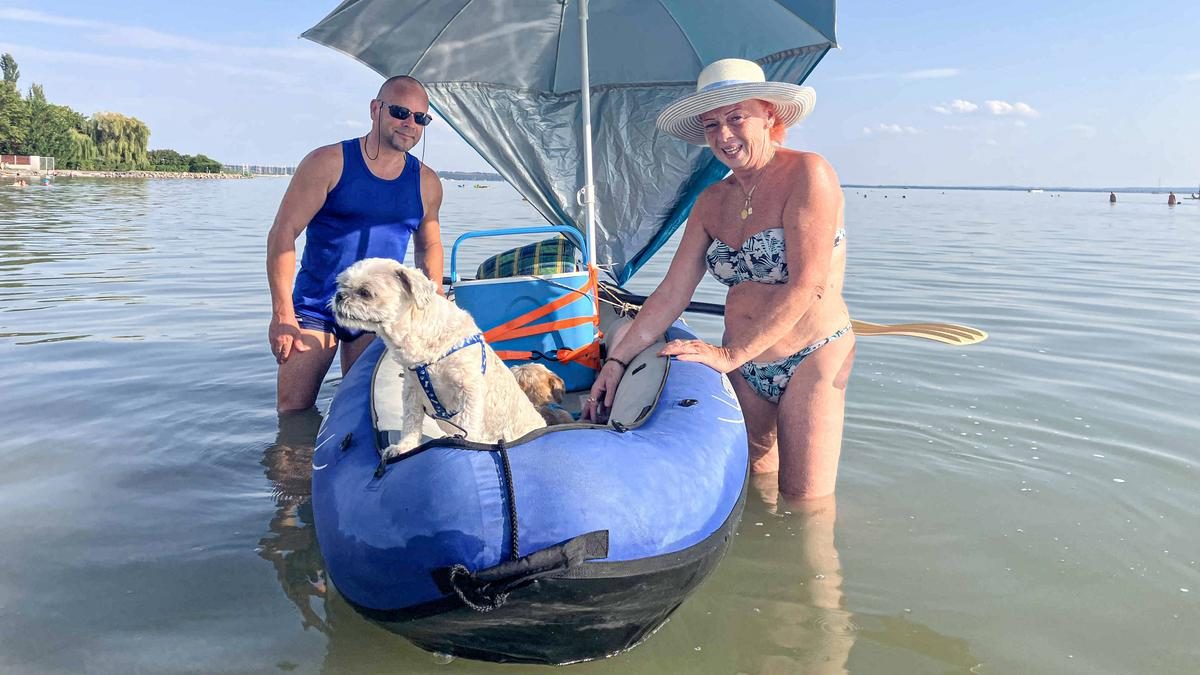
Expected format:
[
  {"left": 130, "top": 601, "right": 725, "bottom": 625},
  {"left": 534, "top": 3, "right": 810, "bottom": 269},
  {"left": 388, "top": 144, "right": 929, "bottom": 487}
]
[{"left": 450, "top": 227, "right": 598, "bottom": 392}]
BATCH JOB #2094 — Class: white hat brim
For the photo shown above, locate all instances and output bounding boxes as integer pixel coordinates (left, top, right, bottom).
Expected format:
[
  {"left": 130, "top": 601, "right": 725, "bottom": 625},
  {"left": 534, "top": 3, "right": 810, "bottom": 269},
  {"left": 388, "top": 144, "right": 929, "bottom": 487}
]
[{"left": 656, "top": 82, "right": 816, "bottom": 145}]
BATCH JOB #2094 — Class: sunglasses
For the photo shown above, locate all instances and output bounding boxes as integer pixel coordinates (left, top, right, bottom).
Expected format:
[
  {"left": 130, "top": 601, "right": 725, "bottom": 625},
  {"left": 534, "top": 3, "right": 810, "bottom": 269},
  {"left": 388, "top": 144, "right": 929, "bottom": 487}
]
[{"left": 379, "top": 102, "right": 433, "bottom": 126}]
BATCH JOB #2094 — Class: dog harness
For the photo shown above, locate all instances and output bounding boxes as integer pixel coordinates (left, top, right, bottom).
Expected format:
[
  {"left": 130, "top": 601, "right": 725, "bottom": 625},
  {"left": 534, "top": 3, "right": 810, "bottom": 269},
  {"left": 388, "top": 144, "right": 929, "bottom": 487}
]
[{"left": 408, "top": 333, "right": 488, "bottom": 420}]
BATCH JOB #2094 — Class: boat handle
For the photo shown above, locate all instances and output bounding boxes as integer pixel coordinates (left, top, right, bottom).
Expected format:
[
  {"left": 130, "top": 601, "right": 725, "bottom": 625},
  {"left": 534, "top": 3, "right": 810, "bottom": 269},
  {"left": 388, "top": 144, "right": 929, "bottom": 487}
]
[{"left": 450, "top": 225, "right": 587, "bottom": 284}]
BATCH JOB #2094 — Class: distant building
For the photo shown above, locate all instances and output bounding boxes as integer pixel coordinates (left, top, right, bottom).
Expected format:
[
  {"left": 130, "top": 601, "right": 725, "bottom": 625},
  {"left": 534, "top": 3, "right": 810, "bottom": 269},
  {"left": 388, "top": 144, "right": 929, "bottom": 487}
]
[{"left": 1, "top": 155, "right": 55, "bottom": 172}]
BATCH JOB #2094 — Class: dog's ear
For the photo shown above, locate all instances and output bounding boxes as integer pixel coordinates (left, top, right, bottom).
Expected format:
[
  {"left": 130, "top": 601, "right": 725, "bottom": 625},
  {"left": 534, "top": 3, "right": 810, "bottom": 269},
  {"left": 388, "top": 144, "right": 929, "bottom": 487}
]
[
  {"left": 395, "top": 266, "right": 436, "bottom": 310},
  {"left": 549, "top": 372, "right": 565, "bottom": 403}
]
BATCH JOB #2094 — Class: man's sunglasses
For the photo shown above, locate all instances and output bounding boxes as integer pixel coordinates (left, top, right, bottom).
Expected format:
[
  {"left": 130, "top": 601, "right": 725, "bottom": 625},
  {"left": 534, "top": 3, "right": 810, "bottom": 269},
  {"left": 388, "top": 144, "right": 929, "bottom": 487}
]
[{"left": 379, "top": 102, "right": 433, "bottom": 126}]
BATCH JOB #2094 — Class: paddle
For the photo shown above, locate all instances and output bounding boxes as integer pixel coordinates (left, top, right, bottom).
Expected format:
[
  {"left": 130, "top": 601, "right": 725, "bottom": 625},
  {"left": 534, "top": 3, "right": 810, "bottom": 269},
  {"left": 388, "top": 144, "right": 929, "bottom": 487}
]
[
  {"left": 446, "top": 277, "right": 986, "bottom": 346},
  {"left": 601, "top": 287, "right": 988, "bottom": 346}
]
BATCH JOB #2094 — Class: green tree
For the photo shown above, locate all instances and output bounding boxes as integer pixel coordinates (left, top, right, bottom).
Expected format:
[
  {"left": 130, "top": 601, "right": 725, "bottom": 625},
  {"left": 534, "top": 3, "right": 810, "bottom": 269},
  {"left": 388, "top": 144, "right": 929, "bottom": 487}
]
[
  {"left": 22, "top": 84, "right": 84, "bottom": 161},
  {"left": 1, "top": 53, "right": 18, "bottom": 85},
  {"left": 89, "top": 112, "right": 150, "bottom": 170},
  {"left": 62, "top": 127, "right": 98, "bottom": 169},
  {"left": 188, "top": 153, "right": 222, "bottom": 173},
  {"left": 0, "top": 81, "right": 29, "bottom": 154},
  {"left": 148, "top": 148, "right": 190, "bottom": 172}
]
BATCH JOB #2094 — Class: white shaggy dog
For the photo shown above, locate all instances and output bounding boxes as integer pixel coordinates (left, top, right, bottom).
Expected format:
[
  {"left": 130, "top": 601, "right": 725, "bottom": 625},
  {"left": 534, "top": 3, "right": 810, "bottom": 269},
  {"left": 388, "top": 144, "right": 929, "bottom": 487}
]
[{"left": 331, "top": 258, "right": 546, "bottom": 458}]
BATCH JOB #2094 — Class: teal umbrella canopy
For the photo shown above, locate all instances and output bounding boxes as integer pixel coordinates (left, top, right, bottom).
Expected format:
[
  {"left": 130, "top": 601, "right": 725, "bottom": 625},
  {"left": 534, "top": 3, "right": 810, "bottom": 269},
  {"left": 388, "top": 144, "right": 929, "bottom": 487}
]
[{"left": 304, "top": 0, "right": 837, "bottom": 282}]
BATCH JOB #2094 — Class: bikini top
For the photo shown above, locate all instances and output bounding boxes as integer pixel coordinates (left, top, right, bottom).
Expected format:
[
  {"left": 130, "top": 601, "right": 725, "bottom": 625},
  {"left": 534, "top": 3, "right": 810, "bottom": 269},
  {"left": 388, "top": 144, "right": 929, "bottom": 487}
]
[{"left": 706, "top": 227, "right": 845, "bottom": 288}]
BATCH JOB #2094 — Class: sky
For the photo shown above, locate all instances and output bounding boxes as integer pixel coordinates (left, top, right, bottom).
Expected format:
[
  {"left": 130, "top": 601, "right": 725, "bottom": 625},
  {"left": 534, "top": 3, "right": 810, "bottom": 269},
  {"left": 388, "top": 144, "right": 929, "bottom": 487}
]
[{"left": 2, "top": 0, "right": 1197, "bottom": 187}]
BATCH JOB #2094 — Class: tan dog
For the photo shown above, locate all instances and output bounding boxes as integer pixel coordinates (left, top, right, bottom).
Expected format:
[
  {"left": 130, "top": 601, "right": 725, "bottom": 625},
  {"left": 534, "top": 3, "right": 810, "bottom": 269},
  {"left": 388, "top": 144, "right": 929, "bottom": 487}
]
[
  {"left": 332, "top": 258, "right": 546, "bottom": 458},
  {"left": 510, "top": 363, "right": 575, "bottom": 425}
]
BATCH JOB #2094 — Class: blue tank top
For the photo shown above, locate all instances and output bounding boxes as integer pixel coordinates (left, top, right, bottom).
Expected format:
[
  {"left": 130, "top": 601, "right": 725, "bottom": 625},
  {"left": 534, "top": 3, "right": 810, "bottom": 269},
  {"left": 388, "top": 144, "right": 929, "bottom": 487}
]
[{"left": 292, "top": 139, "right": 424, "bottom": 313}]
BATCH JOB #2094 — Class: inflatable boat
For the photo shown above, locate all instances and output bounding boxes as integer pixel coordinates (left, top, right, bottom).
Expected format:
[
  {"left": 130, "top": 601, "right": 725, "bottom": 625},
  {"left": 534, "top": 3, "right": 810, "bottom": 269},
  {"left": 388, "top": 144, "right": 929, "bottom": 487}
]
[
  {"left": 302, "top": 1, "right": 838, "bottom": 662},
  {"left": 311, "top": 228, "right": 749, "bottom": 664}
]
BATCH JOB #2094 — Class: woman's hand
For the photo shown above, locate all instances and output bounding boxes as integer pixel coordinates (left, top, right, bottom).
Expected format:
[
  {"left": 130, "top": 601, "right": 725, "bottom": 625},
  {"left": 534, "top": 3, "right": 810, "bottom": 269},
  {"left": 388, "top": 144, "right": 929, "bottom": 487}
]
[
  {"left": 659, "top": 339, "right": 739, "bottom": 373},
  {"left": 581, "top": 360, "right": 625, "bottom": 423}
]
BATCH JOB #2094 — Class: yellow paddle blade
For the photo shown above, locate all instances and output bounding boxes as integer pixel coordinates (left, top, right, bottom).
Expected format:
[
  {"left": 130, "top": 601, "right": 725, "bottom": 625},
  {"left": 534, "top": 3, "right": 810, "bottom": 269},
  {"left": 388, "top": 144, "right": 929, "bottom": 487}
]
[{"left": 850, "top": 320, "right": 988, "bottom": 345}]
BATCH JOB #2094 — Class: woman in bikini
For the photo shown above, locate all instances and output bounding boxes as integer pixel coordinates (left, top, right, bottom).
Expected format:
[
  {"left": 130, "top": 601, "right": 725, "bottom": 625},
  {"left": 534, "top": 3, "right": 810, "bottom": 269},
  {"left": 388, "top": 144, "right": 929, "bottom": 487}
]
[{"left": 583, "top": 59, "right": 855, "bottom": 501}]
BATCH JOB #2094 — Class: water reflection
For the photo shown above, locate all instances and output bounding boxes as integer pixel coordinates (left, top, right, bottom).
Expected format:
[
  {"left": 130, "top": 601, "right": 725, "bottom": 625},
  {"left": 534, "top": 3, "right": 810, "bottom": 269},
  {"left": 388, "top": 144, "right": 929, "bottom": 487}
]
[
  {"left": 664, "top": 475, "right": 983, "bottom": 674},
  {"left": 0, "top": 179, "right": 157, "bottom": 344},
  {"left": 258, "top": 408, "right": 330, "bottom": 635},
  {"left": 694, "top": 477, "right": 857, "bottom": 674},
  {"left": 256, "top": 409, "right": 981, "bottom": 673},
  {"left": 259, "top": 409, "right": 443, "bottom": 671}
]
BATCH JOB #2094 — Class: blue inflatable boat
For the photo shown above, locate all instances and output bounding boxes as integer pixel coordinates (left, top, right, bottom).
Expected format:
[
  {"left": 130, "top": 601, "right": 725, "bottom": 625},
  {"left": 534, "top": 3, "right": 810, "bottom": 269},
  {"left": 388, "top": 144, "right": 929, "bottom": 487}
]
[{"left": 312, "top": 286, "right": 748, "bottom": 663}]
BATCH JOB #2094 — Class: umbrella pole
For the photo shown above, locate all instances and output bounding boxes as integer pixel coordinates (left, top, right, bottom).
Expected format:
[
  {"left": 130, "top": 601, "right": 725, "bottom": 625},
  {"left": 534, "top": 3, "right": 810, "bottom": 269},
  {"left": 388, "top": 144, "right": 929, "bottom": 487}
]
[{"left": 577, "top": 0, "right": 597, "bottom": 268}]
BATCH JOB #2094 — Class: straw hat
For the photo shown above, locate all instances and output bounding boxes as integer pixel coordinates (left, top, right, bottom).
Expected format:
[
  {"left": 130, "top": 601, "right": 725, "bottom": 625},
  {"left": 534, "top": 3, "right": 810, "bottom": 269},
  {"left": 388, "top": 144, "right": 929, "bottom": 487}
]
[{"left": 656, "top": 58, "right": 816, "bottom": 145}]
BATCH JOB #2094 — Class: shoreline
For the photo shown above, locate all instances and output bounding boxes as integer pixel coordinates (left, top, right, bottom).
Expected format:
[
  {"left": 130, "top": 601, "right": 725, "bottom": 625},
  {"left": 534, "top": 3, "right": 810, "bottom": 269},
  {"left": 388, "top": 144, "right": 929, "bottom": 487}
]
[{"left": 3, "top": 169, "right": 253, "bottom": 180}]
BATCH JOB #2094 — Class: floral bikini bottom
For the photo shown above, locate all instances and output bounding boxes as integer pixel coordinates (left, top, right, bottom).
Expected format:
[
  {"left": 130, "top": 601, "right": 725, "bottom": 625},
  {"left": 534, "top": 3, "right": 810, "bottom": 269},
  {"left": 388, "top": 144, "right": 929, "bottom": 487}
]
[{"left": 738, "top": 323, "right": 853, "bottom": 403}]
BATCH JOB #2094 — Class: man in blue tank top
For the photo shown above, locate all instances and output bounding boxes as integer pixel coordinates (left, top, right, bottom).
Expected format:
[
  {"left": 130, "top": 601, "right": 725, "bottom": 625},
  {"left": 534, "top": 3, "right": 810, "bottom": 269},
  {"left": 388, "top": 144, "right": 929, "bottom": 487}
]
[{"left": 267, "top": 75, "right": 444, "bottom": 412}]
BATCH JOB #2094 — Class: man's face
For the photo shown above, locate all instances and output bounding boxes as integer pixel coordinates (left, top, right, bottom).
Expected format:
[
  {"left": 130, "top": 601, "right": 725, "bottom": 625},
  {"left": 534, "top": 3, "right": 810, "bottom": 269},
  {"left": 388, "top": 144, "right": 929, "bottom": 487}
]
[{"left": 373, "top": 83, "right": 430, "bottom": 154}]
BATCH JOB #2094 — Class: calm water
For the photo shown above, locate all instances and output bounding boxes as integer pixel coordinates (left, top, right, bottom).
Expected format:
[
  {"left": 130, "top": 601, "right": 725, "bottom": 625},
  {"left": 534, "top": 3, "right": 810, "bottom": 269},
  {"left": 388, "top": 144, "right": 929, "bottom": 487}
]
[{"left": 1, "top": 179, "right": 1197, "bottom": 674}]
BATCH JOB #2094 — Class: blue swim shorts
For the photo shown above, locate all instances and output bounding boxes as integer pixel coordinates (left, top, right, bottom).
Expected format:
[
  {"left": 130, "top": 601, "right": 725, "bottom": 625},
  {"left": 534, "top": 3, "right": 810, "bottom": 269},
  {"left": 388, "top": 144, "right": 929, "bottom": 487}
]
[{"left": 294, "top": 306, "right": 368, "bottom": 343}]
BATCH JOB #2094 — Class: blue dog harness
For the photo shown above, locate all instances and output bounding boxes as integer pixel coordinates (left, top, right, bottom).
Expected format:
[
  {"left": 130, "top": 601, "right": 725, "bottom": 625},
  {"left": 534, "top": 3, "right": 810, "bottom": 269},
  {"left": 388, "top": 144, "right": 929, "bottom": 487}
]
[{"left": 409, "top": 333, "right": 488, "bottom": 420}]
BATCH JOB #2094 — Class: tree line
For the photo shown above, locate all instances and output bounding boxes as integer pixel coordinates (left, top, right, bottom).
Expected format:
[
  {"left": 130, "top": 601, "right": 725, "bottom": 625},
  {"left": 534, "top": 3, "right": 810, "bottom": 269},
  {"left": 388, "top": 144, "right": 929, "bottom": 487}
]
[{"left": 0, "top": 53, "right": 222, "bottom": 173}]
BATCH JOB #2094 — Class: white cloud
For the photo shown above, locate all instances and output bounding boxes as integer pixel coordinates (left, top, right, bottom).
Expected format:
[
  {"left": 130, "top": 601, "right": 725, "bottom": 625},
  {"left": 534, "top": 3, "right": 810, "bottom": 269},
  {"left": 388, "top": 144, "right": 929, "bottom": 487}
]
[
  {"left": 833, "top": 68, "right": 960, "bottom": 82},
  {"left": 0, "top": 42, "right": 159, "bottom": 70},
  {"left": 0, "top": 8, "right": 320, "bottom": 63},
  {"left": 863, "top": 124, "right": 920, "bottom": 136},
  {"left": 0, "top": 42, "right": 296, "bottom": 83},
  {"left": 903, "top": 68, "right": 961, "bottom": 80},
  {"left": 984, "top": 100, "right": 1013, "bottom": 115},
  {"left": 933, "top": 99, "right": 979, "bottom": 114},
  {"left": 1014, "top": 120, "right": 1027, "bottom": 128},
  {"left": 830, "top": 73, "right": 890, "bottom": 82},
  {"left": 0, "top": 8, "right": 99, "bottom": 28},
  {"left": 933, "top": 99, "right": 1038, "bottom": 119},
  {"left": 1184, "top": 72, "right": 1200, "bottom": 81},
  {"left": 985, "top": 100, "right": 1039, "bottom": 117}
]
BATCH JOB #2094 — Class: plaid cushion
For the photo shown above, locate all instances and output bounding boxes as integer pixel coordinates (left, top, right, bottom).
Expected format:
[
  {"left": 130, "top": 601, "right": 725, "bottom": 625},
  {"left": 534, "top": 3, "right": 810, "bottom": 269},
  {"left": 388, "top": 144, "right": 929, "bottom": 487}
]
[{"left": 476, "top": 237, "right": 581, "bottom": 279}]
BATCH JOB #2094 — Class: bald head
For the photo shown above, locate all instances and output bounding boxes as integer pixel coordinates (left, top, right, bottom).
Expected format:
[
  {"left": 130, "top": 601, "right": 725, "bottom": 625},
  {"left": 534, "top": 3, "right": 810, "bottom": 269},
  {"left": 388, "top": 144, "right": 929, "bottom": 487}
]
[{"left": 377, "top": 75, "right": 428, "bottom": 104}]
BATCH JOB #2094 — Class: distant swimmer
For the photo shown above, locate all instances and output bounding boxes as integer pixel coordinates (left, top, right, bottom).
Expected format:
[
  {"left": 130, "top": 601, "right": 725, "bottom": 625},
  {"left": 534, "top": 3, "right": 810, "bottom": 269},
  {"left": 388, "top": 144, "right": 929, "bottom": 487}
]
[
  {"left": 1167, "top": 192, "right": 1177, "bottom": 206},
  {"left": 1109, "top": 192, "right": 1117, "bottom": 203}
]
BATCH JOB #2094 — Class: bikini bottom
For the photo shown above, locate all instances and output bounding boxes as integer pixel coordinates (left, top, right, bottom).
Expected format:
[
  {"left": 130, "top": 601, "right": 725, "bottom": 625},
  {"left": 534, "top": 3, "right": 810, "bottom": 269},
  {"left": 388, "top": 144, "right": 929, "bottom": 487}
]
[{"left": 738, "top": 323, "right": 853, "bottom": 403}]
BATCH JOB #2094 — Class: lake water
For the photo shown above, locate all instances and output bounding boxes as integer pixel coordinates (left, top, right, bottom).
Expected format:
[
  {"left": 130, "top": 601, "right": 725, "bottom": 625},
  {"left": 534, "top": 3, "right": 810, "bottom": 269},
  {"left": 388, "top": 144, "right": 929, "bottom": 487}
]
[{"left": 1, "top": 178, "right": 1197, "bottom": 674}]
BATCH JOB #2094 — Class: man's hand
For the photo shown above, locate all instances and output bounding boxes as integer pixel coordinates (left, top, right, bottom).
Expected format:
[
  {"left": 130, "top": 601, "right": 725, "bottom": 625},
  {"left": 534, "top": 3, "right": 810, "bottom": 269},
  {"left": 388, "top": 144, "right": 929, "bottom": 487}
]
[{"left": 269, "top": 316, "right": 311, "bottom": 364}]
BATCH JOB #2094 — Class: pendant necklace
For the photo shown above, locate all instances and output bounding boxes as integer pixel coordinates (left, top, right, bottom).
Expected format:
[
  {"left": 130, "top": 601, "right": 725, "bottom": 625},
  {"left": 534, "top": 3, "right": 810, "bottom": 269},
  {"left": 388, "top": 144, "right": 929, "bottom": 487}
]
[
  {"left": 739, "top": 182, "right": 758, "bottom": 220},
  {"left": 737, "top": 152, "right": 775, "bottom": 220}
]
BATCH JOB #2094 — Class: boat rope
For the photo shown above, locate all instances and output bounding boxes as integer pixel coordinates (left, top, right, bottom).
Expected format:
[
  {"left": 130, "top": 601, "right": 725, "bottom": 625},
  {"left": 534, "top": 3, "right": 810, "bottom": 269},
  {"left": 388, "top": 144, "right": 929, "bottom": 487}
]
[
  {"left": 498, "top": 440, "right": 520, "bottom": 562},
  {"left": 445, "top": 439, "right": 522, "bottom": 613},
  {"left": 530, "top": 272, "right": 639, "bottom": 317},
  {"left": 447, "top": 564, "right": 508, "bottom": 612}
]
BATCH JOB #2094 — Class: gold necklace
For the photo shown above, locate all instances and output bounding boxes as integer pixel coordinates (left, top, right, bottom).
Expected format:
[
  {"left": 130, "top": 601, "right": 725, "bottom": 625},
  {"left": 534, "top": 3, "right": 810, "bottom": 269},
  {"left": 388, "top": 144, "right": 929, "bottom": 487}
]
[
  {"left": 737, "top": 152, "right": 775, "bottom": 220},
  {"left": 739, "top": 182, "right": 759, "bottom": 221}
]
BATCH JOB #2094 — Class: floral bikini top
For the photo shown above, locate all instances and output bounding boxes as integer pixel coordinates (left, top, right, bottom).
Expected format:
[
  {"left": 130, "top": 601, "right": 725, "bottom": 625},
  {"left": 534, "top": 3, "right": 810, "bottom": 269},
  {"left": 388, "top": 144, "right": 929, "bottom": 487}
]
[{"left": 706, "top": 227, "right": 846, "bottom": 287}]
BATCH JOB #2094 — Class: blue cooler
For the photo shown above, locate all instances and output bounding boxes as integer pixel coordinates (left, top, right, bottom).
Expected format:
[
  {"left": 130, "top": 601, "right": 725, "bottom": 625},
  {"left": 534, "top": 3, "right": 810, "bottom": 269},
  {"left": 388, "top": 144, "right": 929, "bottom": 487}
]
[{"left": 451, "top": 227, "right": 598, "bottom": 392}]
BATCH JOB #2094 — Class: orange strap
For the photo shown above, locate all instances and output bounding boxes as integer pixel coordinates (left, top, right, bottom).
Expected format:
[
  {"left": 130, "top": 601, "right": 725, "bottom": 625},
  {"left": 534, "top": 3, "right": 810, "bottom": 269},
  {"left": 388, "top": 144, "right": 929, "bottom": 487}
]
[
  {"left": 482, "top": 266, "right": 598, "bottom": 343},
  {"left": 494, "top": 340, "right": 602, "bottom": 370},
  {"left": 484, "top": 266, "right": 602, "bottom": 369},
  {"left": 488, "top": 315, "right": 593, "bottom": 341}
]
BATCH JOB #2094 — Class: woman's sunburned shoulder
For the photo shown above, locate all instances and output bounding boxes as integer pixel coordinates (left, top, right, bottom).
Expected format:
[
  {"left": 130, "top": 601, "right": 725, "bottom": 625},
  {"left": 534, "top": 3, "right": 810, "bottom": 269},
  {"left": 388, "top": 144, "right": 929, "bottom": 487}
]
[
  {"left": 775, "top": 150, "right": 838, "bottom": 183},
  {"left": 689, "top": 182, "right": 735, "bottom": 235}
]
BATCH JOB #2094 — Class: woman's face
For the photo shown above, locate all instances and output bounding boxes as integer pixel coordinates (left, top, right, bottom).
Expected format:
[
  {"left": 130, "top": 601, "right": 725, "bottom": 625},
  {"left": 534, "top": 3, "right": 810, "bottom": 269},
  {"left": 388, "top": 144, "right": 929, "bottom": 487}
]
[{"left": 699, "top": 99, "right": 775, "bottom": 170}]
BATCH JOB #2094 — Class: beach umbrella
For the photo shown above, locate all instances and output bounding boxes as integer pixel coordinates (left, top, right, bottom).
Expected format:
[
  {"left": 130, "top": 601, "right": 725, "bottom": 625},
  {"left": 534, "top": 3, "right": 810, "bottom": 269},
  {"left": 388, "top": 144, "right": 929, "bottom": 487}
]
[{"left": 303, "top": 0, "right": 837, "bottom": 282}]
